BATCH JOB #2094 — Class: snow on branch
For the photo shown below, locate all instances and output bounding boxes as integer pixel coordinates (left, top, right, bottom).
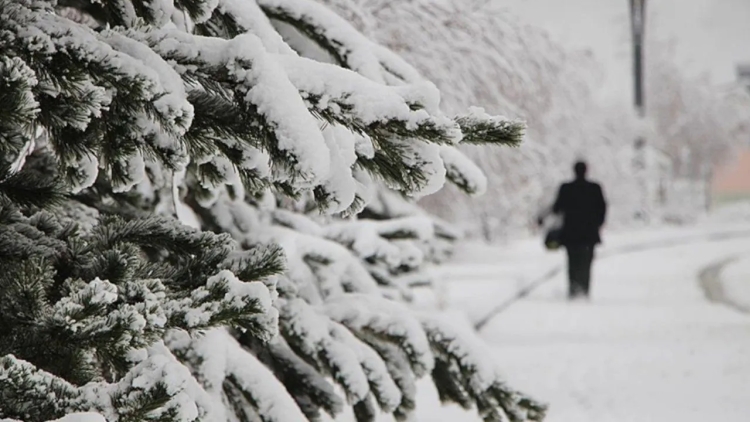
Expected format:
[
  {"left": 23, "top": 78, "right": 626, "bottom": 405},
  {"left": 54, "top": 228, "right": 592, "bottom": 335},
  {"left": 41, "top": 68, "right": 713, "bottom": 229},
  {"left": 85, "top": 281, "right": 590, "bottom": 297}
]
[
  {"left": 455, "top": 107, "right": 525, "bottom": 147},
  {"left": 258, "top": 0, "right": 422, "bottom": 84},
  {"left": 278, "top": 297, "right": 373, "bottom": 403},
  {"left": 324, "top": 294, "right": 434, "bottom": 378},
  {"left": 277, "top": 54, "right": 460, "bottom": 146},
  {"left": 2, "top": 1, "right": 190, "bottom": 191},
  {"left": 225, "top": 333, "right": 310, "bottom": 421},
  {"left": 196, "top": 0, "right": 296, "bottom": 54},
  {"left": 167, "top": 328, "right": 312, "bottom": 421},
  {"left": 0, "top": 1, "right": 542, "bottom": 421},
  {"left": 440, "top": 145, "right": 489, "bottom": 196},
  {"left": 272, "top": 225, "right": 380, "bottom": 299},
  {"left": 163, "top": 270, "right": 278, "bottom": 338},
  {"left": 322, "top": 216, "right": 434, "bottom": 297},
  {"left": 0, "top": 356, "right": 83, "bottom": 420},
  {"left": 421, "top": 315, "right": 547, "bottom": 422},
  {"left": 0, "top": 352, "right": 209, "bottom": 422},
  {"left": 325, "top": 217, "right": 432, "bottom": 262},
  {"left": 0, "top": 56, "right": 39, "bottom": 155},
  {"left": 130, "top": 26, "right": 330, "bottom": 188},
  {"left": 50, "top": 413, "right": 107, "bottom": 422},
  {"left": 254, "top": 335, "right": 345, "bottom": 419}
]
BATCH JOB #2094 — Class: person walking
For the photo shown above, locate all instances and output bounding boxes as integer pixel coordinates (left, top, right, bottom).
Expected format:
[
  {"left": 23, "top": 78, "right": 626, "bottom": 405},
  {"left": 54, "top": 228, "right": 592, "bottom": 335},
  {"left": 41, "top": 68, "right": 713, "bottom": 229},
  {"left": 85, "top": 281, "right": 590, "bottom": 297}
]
[{"left": 544, "top": 161, "right": 607, "bottom": 299}]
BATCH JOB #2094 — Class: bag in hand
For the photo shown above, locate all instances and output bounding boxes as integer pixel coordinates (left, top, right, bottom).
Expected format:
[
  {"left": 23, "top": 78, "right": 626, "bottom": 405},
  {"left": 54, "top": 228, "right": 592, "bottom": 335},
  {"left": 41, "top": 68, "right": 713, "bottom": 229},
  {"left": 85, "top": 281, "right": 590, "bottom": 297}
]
[{"left": 544, "top": 227, "right": 563, "bottom": 250}]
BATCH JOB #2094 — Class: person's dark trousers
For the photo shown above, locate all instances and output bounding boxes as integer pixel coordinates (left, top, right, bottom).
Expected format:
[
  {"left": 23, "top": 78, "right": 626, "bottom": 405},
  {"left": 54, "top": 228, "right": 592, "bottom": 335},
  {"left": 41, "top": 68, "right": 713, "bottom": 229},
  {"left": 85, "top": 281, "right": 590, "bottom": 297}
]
[{"left": 565, "top": 244, "right": 595, "bottom": 298}]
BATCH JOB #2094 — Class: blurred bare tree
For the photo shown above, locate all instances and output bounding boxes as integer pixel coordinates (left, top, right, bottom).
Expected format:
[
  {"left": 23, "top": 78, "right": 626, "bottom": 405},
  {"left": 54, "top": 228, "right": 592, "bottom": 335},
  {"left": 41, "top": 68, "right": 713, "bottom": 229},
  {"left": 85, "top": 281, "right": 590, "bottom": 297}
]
[{"left": 647, "top": 38, "right": 750, "bottom": 216}]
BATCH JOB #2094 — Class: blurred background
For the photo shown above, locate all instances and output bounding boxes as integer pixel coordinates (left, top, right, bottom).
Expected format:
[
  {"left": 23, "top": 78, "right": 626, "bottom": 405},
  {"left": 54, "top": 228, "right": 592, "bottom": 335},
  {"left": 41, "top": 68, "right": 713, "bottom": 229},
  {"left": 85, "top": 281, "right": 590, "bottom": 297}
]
[
  {"left": 313, "top": 2, "right": 750, "bottom": 421},
  {"left": 323, "top": 0, "right": 750, "bottom": 240}
]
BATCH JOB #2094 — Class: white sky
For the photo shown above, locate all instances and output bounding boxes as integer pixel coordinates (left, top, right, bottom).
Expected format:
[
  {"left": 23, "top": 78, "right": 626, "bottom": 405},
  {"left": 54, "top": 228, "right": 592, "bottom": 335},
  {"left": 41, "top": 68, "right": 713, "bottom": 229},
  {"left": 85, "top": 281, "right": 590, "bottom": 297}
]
[{"left": 498, "top": 0, "right": 750, "bottom": 104}]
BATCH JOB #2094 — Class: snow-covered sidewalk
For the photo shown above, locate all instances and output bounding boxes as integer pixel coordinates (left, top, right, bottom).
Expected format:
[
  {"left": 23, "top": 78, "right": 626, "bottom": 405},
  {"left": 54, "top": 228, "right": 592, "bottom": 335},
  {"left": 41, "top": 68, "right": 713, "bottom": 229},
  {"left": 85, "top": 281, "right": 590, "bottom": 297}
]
[
  {"left": 414, "top": 223, "right": 750, "bottom": 421},
  {"left": 721, "top": 256, "right": 750, "bottom": 312}
]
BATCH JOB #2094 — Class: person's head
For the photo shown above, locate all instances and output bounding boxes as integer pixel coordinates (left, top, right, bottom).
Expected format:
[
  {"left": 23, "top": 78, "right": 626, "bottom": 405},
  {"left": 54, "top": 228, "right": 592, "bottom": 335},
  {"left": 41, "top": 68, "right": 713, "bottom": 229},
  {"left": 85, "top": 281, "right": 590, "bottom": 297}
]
[{"left": 574, "top": 161, "right": 587, "bottom": 180}]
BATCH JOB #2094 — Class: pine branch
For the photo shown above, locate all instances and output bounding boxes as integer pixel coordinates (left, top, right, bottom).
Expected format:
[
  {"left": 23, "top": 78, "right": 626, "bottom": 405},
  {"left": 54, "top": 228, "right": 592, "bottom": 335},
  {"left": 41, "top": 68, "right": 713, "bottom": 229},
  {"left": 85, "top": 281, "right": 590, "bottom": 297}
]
[
  {"left": 5, "top": 1, "right": 191, "bottom": 193},
  {"left": 184, "top": 89, "right": 265, "bottom": 160},
  {"left": 278, "top": 55, "right": 460, "bottom": 147},
  {"left": 0, "top": 257, "right": 53, "bottom": 332},
  {"left": 90, "top": 215, "right": 233, "bottom": 259},
  {"left": 222, "top": 244, "right": 287, "bottom": 282},
  {"left": 353, "top": 395, "right": 377, "bottom": 422},
  {"left": 0, "top": 56, "right": 39, "bottom": 157},
  {"left": 243, "top": 335, "right": 345, "bottom": 420},
  {"left": 0, "top": 165, "right": 67, "bottom": 209},
  {"left": 305, "top": 93, "right": 456, "bottom": 145},
  {"left": 257, "top": 0, "right": 421, "bottom": 83},
  {"left": 356, "top": 335, "right": 418, "bottom": 421},
  {"left": 441, "top": 145, "right": 488, "bottom": 196},
  {"left": 357, "top": 147, "right": 429, "bottom": 195},
  {"left": 130, "top": 26, "right": 322, "bottom": 185},
  {"left": 323, "top": 295, "right": 433, "bottom": 378},
  {"left": 421, "top": 316, "right": 547, "bottom": 422},
  {"left": 0, "top": 2, "right": 542, "bottom": 422},
  {"left": 455, "top": 111, "right": 525, "bottom": 147},
  {"left": 173, "top": 0, "right": 219, "bottom": 24},
  {"left": 0, "top": 356, "right": 83, "bottom": 421},
  {"left": 259, "top": 2, "right": 348, "bottom": 67},
  {"left": 194, "top": 5, "right": 246, "bottom": 39}
]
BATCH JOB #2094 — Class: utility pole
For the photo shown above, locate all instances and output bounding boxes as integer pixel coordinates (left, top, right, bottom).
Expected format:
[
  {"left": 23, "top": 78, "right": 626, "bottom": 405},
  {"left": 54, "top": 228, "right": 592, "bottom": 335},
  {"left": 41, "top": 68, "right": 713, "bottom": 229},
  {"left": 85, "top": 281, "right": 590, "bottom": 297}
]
[
  {"left": 630, "top": 0, "right": 648, "bottom": 220},
  {"left": 631, "top": 0, "right": 646, "bottom": 118}
]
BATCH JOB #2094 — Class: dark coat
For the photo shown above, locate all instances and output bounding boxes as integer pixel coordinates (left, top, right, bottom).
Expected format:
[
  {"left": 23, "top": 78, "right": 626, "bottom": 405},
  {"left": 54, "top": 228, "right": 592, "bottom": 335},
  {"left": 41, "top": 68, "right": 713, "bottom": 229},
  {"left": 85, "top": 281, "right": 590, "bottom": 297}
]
[{"left": 553, "top": 179, "right": 607, "bottom": 246}]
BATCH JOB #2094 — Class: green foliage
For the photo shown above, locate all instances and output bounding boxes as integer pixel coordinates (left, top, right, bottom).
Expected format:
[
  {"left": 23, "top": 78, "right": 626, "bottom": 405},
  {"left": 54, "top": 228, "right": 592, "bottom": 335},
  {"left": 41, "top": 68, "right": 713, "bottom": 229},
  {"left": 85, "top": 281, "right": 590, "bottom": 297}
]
[
  {"left": 0, "top": 0, "right": 544, "bottom": 421},
  {"left": 0, "top": 355, "right": 84, "bottom": 421},
  {"left": 0, "top": 204, "right": 279, "bottom": 419},
  {"left": 423, "top": 318, "right": 547, "bottom": 422},
  {"left": 455, "top": 114, "right": 525, "bottom": 147},
  {"left": 0, "top": 161, "right": 67, "bottom": 209}
]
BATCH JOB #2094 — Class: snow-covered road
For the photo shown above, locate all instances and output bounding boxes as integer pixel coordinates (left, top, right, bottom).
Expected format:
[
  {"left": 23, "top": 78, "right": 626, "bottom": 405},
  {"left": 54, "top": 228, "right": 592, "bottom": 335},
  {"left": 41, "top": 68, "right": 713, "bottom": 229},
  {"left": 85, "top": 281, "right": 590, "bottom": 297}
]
[{"left": 413, "top": 223, "right": 750, "bottom": 422}]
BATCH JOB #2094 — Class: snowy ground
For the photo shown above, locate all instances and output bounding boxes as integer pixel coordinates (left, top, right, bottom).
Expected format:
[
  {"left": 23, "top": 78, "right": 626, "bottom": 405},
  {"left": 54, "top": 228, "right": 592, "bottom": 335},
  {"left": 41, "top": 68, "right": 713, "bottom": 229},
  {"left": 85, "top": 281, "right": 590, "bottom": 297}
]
[
  {"left": 722, "top": 257, "right": 750, "bottom": 312},
  {"left": 409, "top": 219, "right": 750, "bottom": 422}
]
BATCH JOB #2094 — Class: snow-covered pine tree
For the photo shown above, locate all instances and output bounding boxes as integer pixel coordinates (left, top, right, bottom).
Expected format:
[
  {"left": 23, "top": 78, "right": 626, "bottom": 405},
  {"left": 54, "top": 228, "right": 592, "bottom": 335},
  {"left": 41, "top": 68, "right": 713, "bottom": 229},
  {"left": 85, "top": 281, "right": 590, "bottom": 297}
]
[{"left": 0, "top": 1, "right": 544, "bottom": 421}]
